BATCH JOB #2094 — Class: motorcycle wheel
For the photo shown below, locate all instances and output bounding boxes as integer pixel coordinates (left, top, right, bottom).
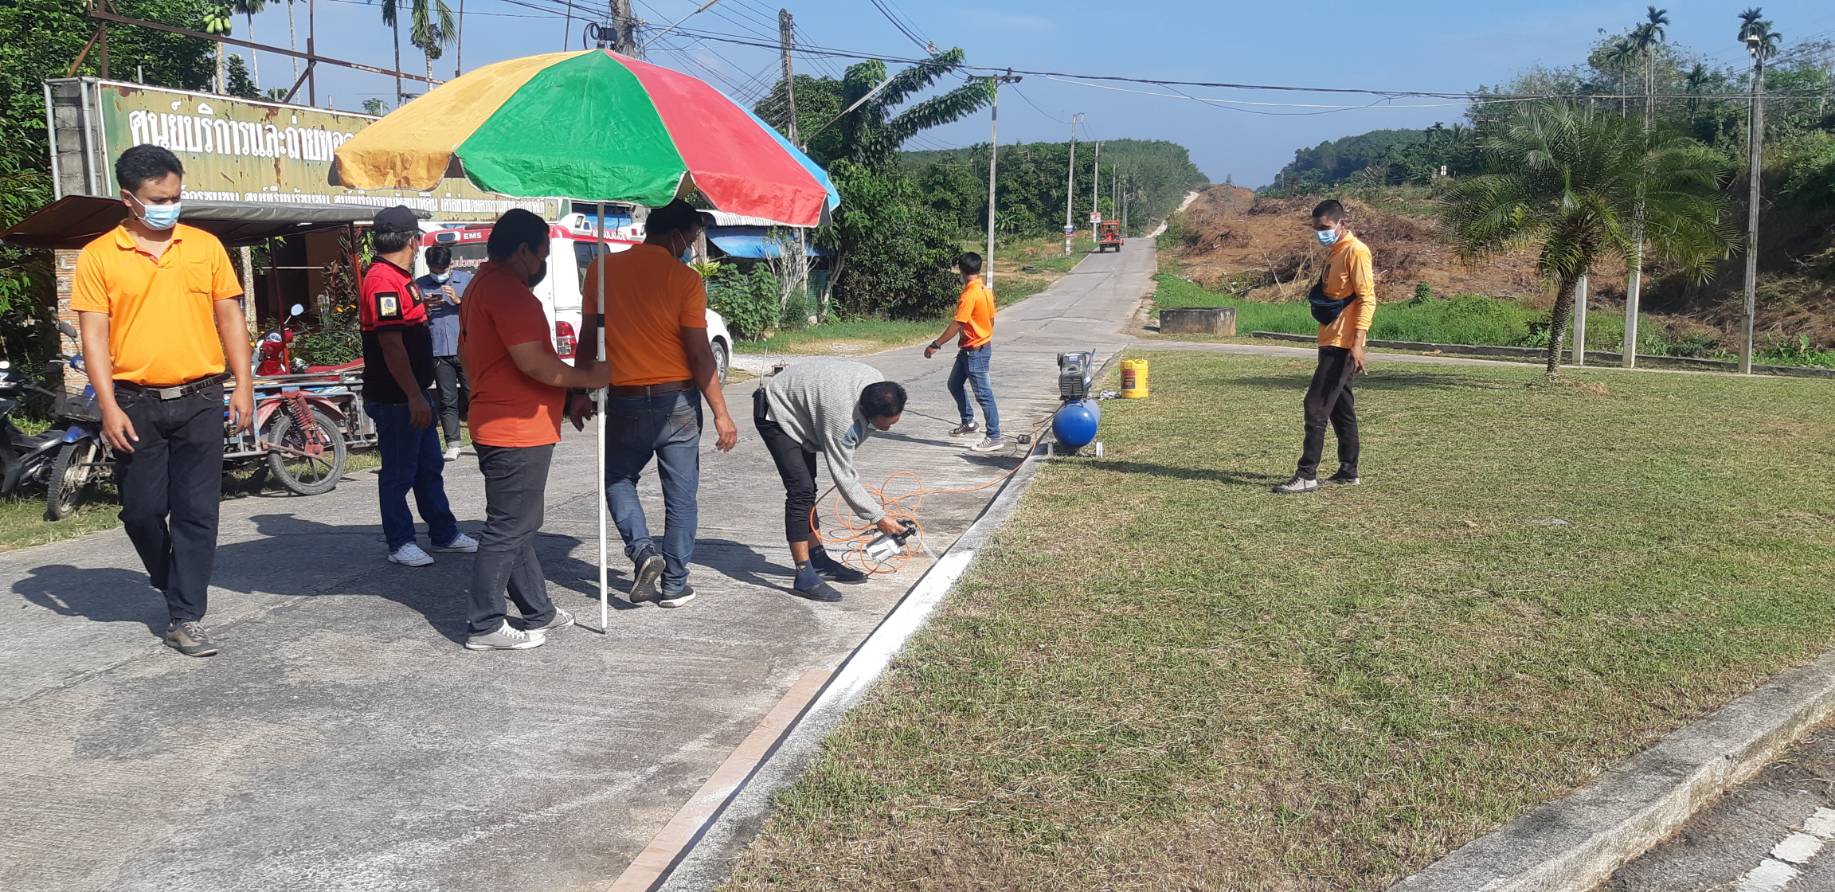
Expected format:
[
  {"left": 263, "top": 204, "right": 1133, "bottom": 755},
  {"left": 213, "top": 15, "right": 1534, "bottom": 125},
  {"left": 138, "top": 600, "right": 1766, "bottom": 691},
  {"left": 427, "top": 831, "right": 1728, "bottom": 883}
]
[
  {"left": 45, "top": 438, "right": 99, "bottom": 521},
  {"left": 265, "top": 407, "right": 348, "bottom": 496}
]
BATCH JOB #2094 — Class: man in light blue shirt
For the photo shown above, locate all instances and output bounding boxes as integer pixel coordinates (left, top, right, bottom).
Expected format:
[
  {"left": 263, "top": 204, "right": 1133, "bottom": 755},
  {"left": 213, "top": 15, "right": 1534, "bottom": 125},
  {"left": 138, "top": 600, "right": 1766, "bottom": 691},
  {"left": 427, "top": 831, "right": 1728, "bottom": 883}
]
[{"left": 417, "top": 245, "right": 472, "bottom": 461}]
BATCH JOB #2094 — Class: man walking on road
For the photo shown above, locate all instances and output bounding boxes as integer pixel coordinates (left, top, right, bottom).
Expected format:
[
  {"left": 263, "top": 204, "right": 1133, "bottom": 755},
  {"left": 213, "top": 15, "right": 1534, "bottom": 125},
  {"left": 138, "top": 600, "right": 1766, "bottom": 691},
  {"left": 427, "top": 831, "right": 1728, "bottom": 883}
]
[
  {"left": 418, "top": 244, "right": 470, "bottom": 462},
  {"left": 925, "top": 252, "right": 1004, "bottom": 453},
  {"left": 572, "top": 200, "right": 737, "bottom": 608},
  {"left": 1274, "top": 199, "right": 1375, "bottom": 495},
  {"left": 459, "top": 210, "right": 611, "bottom": 651},
  {"left": 72, "top": 144, "right": 255, "bottom": 657},
  {"left": 754, "top": 359, "right": 909, "bottom": 602},
  {"left": 360, "top": 206, "right": 477, "bottom": 565}
]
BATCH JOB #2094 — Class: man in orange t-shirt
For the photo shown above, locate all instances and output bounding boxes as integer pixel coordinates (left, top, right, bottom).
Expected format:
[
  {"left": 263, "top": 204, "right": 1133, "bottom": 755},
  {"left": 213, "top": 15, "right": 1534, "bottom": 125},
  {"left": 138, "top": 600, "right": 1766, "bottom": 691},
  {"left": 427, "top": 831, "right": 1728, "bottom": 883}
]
[
  {"left": 1274, "top": 199, "right": 1376, "bottom": 495},
  {"left": 457, "top": 210, "right": 610, "bottom": 651},
  {"left": 924, "top": 252, "right": 1003, "bottom": 452},
  {"left": 71, "top": 145, "right": 254, "bottom": 658},
  {"left": 570, "top": 200, "right": 735, "bottom": 608}
]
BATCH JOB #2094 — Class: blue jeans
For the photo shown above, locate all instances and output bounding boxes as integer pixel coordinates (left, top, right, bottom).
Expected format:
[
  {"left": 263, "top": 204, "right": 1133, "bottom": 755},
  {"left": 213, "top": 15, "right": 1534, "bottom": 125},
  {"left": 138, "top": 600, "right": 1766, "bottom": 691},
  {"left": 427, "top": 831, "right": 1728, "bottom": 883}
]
[
  {"left": 366, "top": 401, "right": 461, "bottom": 551},
  {"left": 604, "top": 391, "right": 701, "bottom": 594},
  {"left": 948, "top": 346, "right": 1001, "bottom": 438}
]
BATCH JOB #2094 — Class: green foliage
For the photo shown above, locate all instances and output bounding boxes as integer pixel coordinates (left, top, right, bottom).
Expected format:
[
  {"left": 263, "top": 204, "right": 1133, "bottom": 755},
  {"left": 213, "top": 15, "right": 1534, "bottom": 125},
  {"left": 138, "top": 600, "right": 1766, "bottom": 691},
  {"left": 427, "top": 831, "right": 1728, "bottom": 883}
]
[
  {"left": 1776, "top": 131, "right": 1835, "bottom": 205},
  {"left": 821, "top": 160, "right": 960, "bottom": 319},
  {"left": 1412, "top": 282, "right": 1434, "bottom": 304},
  {"left": 900, "top": 139, "right": 1208, "bottom": 240},
  {"left": 1442, "top": 103, "right": 1733, "bottom": 374},
  {"left": 362, "top": 98, "right": 390, "bottom": 116},
  {"left": 1271, "top": 126, "right": 1481, "bottom": 192},
  {"left": 0, "top": 0, "right": 216, "bottom": 374},
  {"left": 225, "top": 54, "right": 260, "bottom": 99},
  {"left": 706, "top": 264, "right": 781, "bottom": 341},
  {"left": 294, "top": 243, "right": 361, "bottom": 365}
]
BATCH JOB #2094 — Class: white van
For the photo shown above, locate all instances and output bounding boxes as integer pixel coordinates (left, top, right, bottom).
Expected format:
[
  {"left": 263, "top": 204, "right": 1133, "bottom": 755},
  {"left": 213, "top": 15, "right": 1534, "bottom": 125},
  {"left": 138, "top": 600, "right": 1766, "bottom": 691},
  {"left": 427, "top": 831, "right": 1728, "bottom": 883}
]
[{"left": 419, "top": 213, "right": 735, "bottom": 382}]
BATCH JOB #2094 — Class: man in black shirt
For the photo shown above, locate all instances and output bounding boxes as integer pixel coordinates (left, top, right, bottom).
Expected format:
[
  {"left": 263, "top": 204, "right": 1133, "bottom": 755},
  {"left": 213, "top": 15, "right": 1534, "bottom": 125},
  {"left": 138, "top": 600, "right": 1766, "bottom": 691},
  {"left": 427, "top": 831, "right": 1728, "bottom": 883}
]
[{"left": 359, "top": 206, "right": 475, "bottom": 566}]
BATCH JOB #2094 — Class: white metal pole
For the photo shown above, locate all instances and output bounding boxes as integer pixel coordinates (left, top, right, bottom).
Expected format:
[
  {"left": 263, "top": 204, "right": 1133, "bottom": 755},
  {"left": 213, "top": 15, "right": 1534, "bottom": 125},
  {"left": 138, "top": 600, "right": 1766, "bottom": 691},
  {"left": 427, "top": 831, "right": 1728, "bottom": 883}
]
[
  {"left": 985, "top": 77, "right": 999, "bottom": 289},
  {"left": 596, "top": 202, "right": 609, "bottom": 632},
  {"left": 1741, "top": 48, "right": 1765, "bottom": 375},
  {"left": 1062, "top": 113, "right": 1078, "bottom": 254},
  {"left": 1090, "top": 140, "right": 1100, "bottom": 243},
  {"left": 1572, "top": 274, "right": 1589, "bottom": 366}
]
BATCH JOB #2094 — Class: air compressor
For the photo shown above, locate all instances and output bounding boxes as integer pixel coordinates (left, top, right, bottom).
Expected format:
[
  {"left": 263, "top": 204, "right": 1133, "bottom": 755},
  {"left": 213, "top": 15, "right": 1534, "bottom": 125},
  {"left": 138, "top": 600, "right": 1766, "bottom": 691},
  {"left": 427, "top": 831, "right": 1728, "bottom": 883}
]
[{"left": 1049, "top": 350, "right": 1103, "bottom": 457}]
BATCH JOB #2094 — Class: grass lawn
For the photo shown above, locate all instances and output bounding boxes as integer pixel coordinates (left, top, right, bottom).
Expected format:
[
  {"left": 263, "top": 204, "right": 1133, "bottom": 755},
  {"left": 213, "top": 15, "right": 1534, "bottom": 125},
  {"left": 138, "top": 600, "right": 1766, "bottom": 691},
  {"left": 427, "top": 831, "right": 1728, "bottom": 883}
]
[
  {"left": 728, "top": 352, "right": 1835, "bottom": 890},
  {"left": 738, "top": 237, "right": 1096, "bottom": 356}
]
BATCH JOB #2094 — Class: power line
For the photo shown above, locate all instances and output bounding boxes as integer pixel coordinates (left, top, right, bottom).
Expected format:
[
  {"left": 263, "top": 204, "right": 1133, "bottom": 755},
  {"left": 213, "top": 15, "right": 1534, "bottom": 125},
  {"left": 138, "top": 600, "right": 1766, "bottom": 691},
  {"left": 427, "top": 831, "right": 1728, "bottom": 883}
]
[
  {"left": 867, "top": 0, "right": 930, "bottom": 53},
  {"left": 1009, "top": 84, "right": 1072, "bottom": 124}
]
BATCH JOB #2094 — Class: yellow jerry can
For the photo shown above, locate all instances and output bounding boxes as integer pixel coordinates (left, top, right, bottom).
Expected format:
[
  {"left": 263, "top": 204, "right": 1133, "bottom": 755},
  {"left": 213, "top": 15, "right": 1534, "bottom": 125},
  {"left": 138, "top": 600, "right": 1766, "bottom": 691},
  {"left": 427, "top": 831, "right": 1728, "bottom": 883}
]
[{"left": 1121, "top": 359, "right": 1149, "bottom": 399}]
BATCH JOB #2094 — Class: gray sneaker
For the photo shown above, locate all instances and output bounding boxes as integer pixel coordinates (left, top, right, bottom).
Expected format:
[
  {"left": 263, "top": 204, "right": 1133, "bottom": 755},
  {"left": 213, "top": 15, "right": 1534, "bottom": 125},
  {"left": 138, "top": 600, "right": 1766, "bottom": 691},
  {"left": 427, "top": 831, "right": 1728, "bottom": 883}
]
[
  {"left": 969, "top": 436, "right": 1007, "bottom": 453},
  {"left": 629, "top": 550, "right": 665, "bottom": 604},
  {"left": 465, "top": 622, "right": 545, "bottom": 651},
  {"left": 948, "top": 422, "right": 981, "bottom": 438},
  {"left": 1272, "top": 474, "right": 1319, "bottom": 495},
  {"left": 657, "top": 584, "right": 697, "bottom": 609},
  {"left": 524, "top": 608, "right": 574, "bottom": 634},
  {"left": 164, "top": 620, "right": 219, "bottom": 657}
]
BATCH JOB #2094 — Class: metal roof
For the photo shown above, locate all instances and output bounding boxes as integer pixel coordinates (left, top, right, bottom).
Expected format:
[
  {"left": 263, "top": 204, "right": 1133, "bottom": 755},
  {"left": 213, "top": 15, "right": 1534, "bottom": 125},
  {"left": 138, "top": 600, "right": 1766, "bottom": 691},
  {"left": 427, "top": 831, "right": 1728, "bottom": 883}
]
[{"left": 0, "top": 196, "right": 423, "bottom": 250}]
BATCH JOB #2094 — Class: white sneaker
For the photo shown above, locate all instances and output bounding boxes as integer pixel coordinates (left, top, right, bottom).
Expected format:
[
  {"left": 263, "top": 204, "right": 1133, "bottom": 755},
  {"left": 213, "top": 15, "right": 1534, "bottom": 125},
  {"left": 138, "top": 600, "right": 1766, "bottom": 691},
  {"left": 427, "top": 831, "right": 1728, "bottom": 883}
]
[
  {"left": 525, "top": 608, "right": 574, "bottom": 634},
  {"left": 1271, "top": 474, "right": 1319, "bottom": 495},
  {"left": 465, "top": 622, "right": 545, "bottom": 651},
  {"left": 444, "top": 445, "right": 462, "bottom": 462},
  {"left": 432, "top": 533, "right": 479, "bottom": 553},
  {"left": 969, "top": 436, "right": 1007, "bottom": 453},
  {"left": 389, "top": 542, "right": 435, "bottom": 567}
]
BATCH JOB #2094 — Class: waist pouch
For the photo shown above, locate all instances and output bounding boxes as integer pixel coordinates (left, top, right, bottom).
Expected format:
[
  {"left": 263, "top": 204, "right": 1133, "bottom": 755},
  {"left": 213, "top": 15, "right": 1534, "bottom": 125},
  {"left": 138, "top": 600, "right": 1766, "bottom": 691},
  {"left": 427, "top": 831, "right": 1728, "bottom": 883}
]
[{"left": 1308, "top": 278, "right": 1354, "bottom": 326}]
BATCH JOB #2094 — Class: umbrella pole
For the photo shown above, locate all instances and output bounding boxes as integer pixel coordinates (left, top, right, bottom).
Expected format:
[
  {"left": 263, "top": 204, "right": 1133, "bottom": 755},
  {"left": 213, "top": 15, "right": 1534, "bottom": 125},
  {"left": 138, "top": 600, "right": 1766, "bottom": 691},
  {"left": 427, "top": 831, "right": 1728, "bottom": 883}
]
[{"left": 597, "top": 201, "right": 610, "bottom": 634}]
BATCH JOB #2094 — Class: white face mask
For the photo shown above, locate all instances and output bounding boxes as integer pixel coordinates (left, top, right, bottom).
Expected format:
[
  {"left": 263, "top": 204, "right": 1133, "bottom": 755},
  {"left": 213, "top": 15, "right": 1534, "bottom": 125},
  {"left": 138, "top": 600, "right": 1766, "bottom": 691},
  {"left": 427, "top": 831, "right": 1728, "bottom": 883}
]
[{"left": 432, "top": 272, "right": 452, "bottom": 284}]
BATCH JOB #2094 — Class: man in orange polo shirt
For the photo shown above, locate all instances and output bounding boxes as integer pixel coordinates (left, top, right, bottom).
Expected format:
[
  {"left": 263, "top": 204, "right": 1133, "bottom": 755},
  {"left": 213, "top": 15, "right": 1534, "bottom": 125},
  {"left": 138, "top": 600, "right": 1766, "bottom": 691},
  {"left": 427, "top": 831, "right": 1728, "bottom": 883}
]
[
  {"left": 458, "top": 209, "right": 610, "bottom": 651},
  {"left": 71, "top": 144, "right": 254, "bottom": 657},
  {"left": 1273, "top": 199, "right": 1376, "bottom": 495},
  {"left": 571, "top": 200, "right": 736, "bottom": 608},
  {"left": 924, "top": 252, "right": 1003, "bottom": 452}
]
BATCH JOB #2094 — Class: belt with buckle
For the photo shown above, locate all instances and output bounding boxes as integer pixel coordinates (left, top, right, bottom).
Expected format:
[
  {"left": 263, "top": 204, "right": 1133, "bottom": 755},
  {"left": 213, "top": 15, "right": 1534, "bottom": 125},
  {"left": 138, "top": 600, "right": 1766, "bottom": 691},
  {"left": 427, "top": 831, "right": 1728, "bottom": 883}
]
[
  {"left": 118, "top": 372, "right": 232, "bottom": 401},
  {"left": 607, "top": 379, "right": 695, "bottom": 398}
]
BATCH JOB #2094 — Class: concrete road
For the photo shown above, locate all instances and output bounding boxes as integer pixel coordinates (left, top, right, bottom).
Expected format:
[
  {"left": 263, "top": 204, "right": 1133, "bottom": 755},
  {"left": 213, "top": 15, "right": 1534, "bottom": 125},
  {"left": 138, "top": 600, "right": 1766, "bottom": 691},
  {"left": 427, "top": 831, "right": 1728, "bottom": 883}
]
[
  {"left": 0, "top": 241, "right": 1156, "bottom": 891},
  {"left": 1605, "top": 723, "right": 1835, "bottom": 892}
]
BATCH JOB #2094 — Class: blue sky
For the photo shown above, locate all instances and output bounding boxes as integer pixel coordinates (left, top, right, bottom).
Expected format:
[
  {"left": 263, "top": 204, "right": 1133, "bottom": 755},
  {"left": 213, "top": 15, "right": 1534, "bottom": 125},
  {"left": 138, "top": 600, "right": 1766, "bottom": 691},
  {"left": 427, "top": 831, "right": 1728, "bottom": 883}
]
[{"left": 232, "top": 0, "right": 1835, "bottom": 186}]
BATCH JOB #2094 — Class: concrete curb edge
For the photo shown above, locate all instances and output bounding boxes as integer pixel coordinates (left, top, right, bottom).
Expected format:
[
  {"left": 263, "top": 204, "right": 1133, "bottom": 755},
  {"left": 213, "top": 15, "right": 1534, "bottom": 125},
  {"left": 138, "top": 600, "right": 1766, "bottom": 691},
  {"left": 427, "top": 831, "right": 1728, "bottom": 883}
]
[
  {"left": 1391, "top": 648, "right": 1835, "bottom": 892},
  {"left": 652, "top": 404, "right": 1071, "bottom": 891}
]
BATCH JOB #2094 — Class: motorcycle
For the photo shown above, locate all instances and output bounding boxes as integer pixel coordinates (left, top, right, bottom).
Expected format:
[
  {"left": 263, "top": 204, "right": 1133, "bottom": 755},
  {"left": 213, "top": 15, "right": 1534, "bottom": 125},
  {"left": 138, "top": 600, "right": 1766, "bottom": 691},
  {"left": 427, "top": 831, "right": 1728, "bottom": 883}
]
[
  {"left": 41, "top": 320, "right": 112, "bottom": 521},
  {"left": 0, "top": 355, "right": 73, "bottom": 504}
]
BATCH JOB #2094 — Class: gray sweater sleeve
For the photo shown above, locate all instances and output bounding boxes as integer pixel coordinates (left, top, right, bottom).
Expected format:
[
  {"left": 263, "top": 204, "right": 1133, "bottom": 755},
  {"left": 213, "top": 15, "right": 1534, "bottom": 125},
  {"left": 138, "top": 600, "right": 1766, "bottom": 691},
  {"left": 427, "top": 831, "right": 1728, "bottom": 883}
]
[{"left": 821, "top": 428, "right": 884, "bottom": 524}]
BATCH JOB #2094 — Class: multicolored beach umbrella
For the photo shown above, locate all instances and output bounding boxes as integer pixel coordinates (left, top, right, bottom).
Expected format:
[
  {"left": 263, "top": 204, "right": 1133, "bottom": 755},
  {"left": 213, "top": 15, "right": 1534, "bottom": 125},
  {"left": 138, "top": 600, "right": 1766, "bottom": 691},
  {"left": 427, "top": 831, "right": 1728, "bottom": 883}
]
[{"left": 333, "top": 50, "right": 838, "bottom": 226}]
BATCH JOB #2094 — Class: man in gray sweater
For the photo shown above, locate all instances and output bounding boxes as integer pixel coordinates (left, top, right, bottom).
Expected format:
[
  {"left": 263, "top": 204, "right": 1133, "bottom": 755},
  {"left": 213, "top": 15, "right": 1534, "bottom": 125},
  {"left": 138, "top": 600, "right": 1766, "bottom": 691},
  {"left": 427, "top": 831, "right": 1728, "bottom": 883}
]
[{"left": 754, "top": 358, "right": 909, "bottom": 602}]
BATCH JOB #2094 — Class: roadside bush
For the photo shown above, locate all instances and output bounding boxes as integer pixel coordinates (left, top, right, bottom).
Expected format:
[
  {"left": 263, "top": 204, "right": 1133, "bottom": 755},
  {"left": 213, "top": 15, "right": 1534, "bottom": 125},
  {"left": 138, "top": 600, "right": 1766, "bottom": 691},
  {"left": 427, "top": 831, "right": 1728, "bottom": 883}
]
[
  {"left": 707, "top": 264, "right": 780, "bottom": 341},
  {"left": 822, "top": 160, "right": 960, "bottom": 319}
]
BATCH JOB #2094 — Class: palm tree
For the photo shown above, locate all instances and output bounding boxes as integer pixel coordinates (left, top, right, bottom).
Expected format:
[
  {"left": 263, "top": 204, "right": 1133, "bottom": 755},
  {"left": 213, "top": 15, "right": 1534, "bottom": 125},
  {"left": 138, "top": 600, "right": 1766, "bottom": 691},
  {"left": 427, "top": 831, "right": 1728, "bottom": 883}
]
[
  {"left": 1604, "top": 37, "right": 1638, "bottom": 114},
  {"left": 205, "top": 2, "right": 233, "bottom": 93},
  {"left": 375, "top": 0, "right": 405, "bottom": 104},
  {"left": 236, "top": 0, "right": 268, "bottom": 87},
  {"left": 1752, "top": 22, "right": 1784, "bottom": 60},
  {"left": 1442, "top": 103, "right": 1733, "bottom": 377},
  {"left": 1738, "top": 8, "right": 1766, "bottom": 42},
  {"left": 283, "top": 0, "right": 300, "bottom": 84},
  {"left": 1683, "top": 63, "right": 1711, "bottom": 111},
  {"left": 1625, "top": 9, "right": 1668, "bottom": 367},
  {"left": 409, "top": 0, "right": 456, "bottom": 88},
  {"left": 1636, "top": 8, "right": 1669, "bottom": 121}
]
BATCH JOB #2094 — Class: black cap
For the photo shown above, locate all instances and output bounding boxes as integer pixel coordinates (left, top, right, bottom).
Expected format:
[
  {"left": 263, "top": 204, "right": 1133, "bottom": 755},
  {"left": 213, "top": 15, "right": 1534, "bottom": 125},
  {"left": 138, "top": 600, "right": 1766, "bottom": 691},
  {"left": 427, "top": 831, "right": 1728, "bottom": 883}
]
[
  {"left": 646, "top": 199, "right": 715, "bottom": 237},
  {"left": 373, "top": 205, "right": 419, "bottom": 233}
]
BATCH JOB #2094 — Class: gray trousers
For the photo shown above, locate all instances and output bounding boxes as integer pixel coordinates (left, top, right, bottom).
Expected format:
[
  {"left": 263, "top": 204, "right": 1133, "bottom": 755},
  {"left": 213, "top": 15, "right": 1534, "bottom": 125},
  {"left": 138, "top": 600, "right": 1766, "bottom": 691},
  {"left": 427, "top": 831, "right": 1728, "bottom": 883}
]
[{"left": 467, "top": 443, "right": 558, "bottom": 637}]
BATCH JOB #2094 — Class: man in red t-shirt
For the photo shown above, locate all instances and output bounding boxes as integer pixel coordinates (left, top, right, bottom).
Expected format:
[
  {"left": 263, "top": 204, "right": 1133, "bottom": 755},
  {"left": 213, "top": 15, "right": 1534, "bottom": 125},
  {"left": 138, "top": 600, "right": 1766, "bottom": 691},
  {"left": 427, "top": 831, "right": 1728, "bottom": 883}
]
[
  {"left": 457, "top": 209, "right": 611, "bottom": 651},
  {"left": 360, "top": 206, "right": 475, "bottom": 567}
]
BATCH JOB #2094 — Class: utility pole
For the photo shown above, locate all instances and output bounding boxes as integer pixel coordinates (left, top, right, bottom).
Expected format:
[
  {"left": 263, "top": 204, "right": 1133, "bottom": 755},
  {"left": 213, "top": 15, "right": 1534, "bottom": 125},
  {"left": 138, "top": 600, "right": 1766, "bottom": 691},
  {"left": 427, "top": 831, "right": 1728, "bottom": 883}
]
[
  {"left": 780, "top": 8, "right": 808, "bottom": 319},
  {"left": 455, "top": 0, "right": 464, "bottom": 74},
  {"left": 984, "top": 70, "right": 1020, "bottom": 290},
  {"left": 1090, "top": 140, "right": 1101, "bottom": 244},
  {"left": 1740, "top": 34, "right": 1766, "bottom": 375},
  {"left": 1062, "top": 113, "right": 1081, "bottom": 255},
  {"left": 1572, "top": 275, "right": 1589, "bottom": 366},
  {"left": 611, "top": 0, "right": 637, "bottom": 55}
]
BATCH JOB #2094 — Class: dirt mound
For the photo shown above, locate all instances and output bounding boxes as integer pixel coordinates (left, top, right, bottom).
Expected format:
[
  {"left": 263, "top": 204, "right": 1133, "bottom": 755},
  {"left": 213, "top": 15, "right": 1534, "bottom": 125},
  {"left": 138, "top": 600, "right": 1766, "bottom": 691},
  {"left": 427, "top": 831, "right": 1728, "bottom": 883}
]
[{"left": 1169, "top": 185, "right": 1616, "bottom": 307}]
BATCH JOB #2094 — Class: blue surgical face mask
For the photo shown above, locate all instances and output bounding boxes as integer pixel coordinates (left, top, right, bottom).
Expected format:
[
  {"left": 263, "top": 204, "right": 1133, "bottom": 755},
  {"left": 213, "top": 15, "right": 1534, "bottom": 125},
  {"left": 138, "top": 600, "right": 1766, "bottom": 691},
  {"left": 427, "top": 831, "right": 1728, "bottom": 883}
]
[
  {"left": 1315, "top": 228, "right": 1340, "bottom": 248},
  {"left": 136, "top": 197, "right": 182, "bottom": 231}
]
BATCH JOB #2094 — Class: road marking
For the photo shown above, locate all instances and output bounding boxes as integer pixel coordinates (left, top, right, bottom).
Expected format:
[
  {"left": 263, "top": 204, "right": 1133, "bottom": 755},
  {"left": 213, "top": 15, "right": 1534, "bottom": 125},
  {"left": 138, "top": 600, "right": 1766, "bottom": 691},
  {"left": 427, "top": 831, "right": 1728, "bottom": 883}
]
[{"left": 1734, "top": 807, "right": 1835, "bottom": 892}]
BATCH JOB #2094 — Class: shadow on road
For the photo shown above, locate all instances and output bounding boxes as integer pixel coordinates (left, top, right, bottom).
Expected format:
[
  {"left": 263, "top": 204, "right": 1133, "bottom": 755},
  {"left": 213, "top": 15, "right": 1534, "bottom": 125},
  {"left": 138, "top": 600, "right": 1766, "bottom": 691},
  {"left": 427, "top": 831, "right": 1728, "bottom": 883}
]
[{"left": 12, "top": 565, "right": 168, "bottom": 636}]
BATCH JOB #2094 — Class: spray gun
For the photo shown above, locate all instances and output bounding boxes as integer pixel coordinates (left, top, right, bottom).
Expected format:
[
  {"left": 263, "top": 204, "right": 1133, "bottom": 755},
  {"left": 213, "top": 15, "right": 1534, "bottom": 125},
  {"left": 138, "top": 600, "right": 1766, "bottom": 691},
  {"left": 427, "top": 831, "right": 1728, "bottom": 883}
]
[{"left": 864, "top": 519, "right": 919, "bottom": 562}]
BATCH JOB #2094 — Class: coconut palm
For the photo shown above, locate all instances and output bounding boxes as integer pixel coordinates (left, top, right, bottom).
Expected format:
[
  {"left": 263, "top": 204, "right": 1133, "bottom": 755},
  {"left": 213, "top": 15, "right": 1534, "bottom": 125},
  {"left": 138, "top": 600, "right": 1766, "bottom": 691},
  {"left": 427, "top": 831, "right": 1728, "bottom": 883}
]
[
  {"left": 237, "top": 0, "right": 267, "bottom": 87},
  {"left": 1738, "top": 8, "right": 1766, "bottom": 42},
  {"left": 1604, "top": 37, "right": 1638, "bottom": 114},
  {"left": 409, "top": 0, "right": 456, "bottom": 86},
  {"left": 1442, "top": 103, "right": 1733, "bottom": 377}
]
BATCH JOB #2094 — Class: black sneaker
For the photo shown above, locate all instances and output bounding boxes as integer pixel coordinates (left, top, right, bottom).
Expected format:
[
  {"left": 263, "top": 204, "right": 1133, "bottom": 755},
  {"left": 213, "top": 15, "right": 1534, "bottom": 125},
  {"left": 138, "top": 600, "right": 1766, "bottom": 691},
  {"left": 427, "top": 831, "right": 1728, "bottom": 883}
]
[
  {"left": 791, "top": 565, "right": 843, "bottom": 603},
  {"left": 629, "top": 549, "right": 664, "bottom": 604},
  {"left": 657, "top": 584, "right": 696, "bottom": 609},
  {"left": 948, "top": 421, "right": 981, "bottom": 438},
  {"left": 164, "top": 620, "right": 220, "bottom": 657},
  {"left": 1271, "top": 474, "right": 1319, "bottom": 495},
  {"left": 808, "top": 549, "right": 869, "bottom": 584},
  {"left": 1325, "top": 468, "right": 1361, "bottom": 486}
]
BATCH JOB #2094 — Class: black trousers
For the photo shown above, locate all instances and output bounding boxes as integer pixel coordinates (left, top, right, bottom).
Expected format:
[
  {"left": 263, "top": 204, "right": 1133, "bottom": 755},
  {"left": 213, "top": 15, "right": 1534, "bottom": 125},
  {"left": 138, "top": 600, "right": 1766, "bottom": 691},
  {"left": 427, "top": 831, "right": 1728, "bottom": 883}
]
[
  {"left": 754, "top": 389, "right": 821, "bottom": 545},
  {"left": 467, "top": 443, "right": 558, "bottom": 637},
  {"left": 115, "top": 383, "right": 225, "bottom": 623},
  {"left": 432, "top": 355, "right": 469, "bottom": 449},
  {"left": 1298, "top": 346, "right": 1360, "bottom": 479}
]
